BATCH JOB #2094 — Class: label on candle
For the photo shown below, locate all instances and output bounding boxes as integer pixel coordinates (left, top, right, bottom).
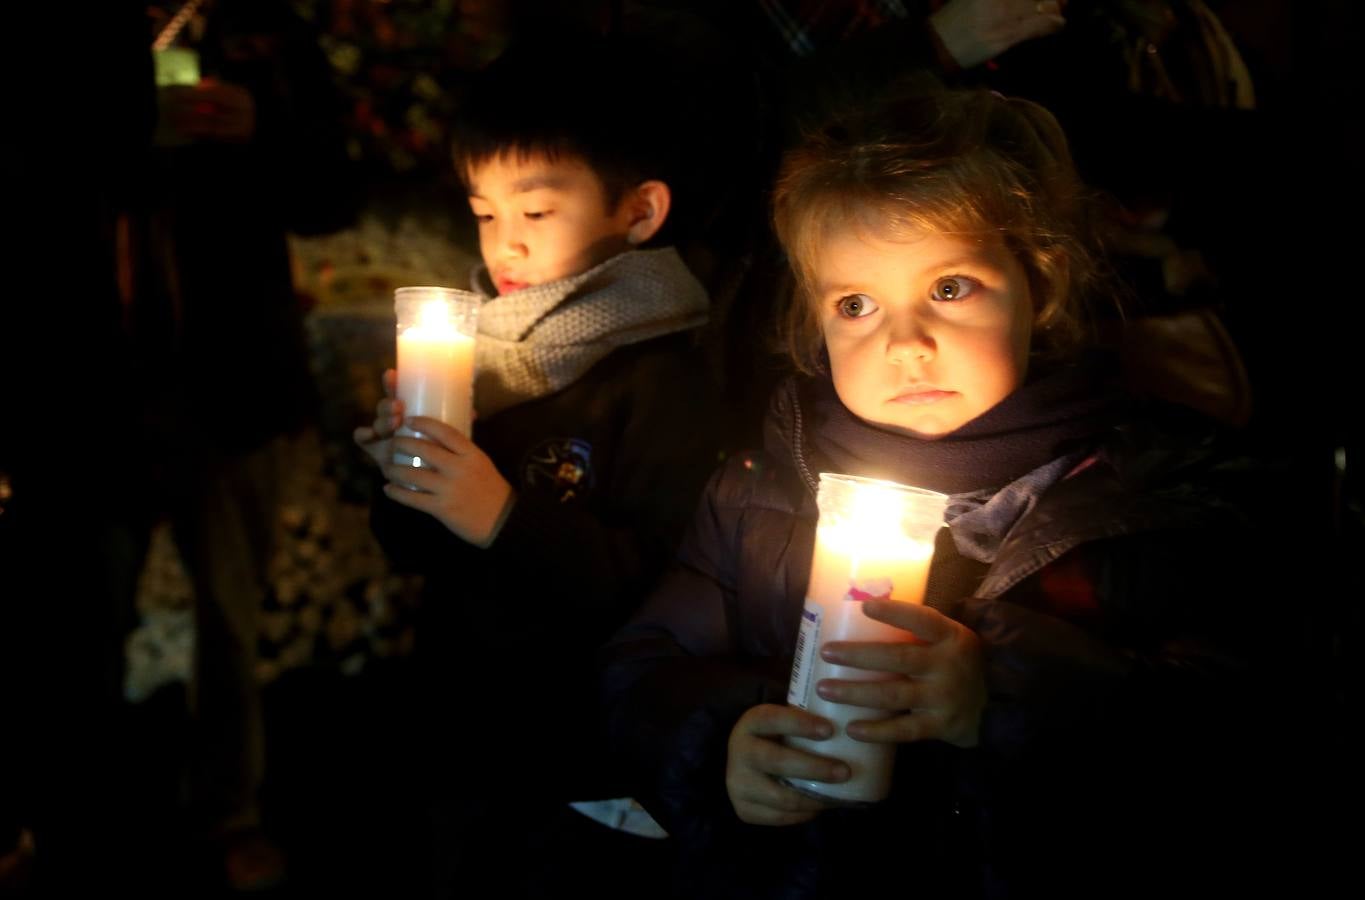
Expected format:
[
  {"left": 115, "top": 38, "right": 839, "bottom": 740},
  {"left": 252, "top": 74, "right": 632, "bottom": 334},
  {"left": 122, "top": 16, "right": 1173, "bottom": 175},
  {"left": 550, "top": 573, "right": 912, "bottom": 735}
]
[{"left": 787, "top": 605, "right": 822, "bottom": 709}]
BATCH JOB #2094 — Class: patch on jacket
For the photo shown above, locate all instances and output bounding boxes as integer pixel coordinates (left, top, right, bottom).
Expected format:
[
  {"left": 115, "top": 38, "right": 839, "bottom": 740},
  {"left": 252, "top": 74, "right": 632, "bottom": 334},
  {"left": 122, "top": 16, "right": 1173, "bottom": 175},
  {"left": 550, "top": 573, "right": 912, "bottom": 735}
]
[{"left": 521, "top": 438, "right": 593, "bottom": 503}]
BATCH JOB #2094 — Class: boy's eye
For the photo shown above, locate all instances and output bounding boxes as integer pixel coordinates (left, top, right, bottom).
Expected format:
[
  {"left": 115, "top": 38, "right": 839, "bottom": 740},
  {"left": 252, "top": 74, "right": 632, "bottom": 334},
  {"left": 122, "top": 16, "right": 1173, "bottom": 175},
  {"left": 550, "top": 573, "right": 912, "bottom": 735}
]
[
  {"left": 473, "top": 213, "right": 493, "bottom": 224},
  {"left": 836, "top": 294, "right": 879, "bottom": 319},
  {"left": 524, "top": 210, "right": 552, "bottom": 221},
  {"left": 931, "top": 277, "right": 977, "bottom": 302}
]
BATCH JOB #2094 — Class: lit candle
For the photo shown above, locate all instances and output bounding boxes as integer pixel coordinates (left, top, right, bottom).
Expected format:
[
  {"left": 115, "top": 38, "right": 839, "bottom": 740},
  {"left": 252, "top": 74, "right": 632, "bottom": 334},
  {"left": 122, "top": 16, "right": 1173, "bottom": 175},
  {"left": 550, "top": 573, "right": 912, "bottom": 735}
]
[
  {"left": 393, "top": 286, "right": 480, "bottom": 467},
  {"left": 785, "top": 473, "right": 947, "bottom": 805}
]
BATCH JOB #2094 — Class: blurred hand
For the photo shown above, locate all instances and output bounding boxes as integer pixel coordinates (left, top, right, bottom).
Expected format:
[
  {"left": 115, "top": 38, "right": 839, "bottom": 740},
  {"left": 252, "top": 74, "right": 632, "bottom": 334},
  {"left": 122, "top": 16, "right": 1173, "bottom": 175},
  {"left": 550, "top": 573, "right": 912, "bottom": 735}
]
[
  {"left": 159, "top": 78, "right": 257, "bottom": 143},
  {"left": 929, "top": 0, "right": 1067, "bottom": 69},
  {"left": 380, "top": 415, "right": 513, "bottom": 548},
  {"left": 817, "top": 600, "right": 986, "bottom": 748},
  {"left": 352, "top": 369, "right": 402, "bottom": 468},
  {"left": 725, "top": 704, "right": 847, "bottom": 826}
]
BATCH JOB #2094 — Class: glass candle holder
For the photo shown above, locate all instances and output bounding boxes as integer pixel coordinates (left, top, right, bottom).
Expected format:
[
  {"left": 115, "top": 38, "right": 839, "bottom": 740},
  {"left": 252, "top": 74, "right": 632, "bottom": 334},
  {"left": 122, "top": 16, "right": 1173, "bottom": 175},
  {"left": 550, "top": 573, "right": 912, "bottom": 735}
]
[
  {"left": 784, "top": 473, "right": 948, "bottom": 805},
  {"left": 393, "top": 286, "right": 480, "bottom": 467}
]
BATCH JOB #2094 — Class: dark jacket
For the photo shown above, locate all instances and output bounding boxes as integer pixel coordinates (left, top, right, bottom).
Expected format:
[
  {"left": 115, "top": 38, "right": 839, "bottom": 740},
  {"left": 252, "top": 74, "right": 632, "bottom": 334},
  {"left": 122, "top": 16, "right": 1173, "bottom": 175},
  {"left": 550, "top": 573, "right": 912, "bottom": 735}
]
[
  {"left": 602, "top": 374, "right": 1282, "bottom": 899},
  {"left": 374, "top": 330, "right": 723, "bottom": 800}
]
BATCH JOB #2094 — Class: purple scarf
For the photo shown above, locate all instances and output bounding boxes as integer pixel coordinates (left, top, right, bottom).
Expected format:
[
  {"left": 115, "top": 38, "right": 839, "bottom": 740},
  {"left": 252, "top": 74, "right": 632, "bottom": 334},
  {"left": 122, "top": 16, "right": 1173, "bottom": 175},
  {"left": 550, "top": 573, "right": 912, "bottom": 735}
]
[{"left": 797, "top": 357, "right": 1124, "bottom": 561}]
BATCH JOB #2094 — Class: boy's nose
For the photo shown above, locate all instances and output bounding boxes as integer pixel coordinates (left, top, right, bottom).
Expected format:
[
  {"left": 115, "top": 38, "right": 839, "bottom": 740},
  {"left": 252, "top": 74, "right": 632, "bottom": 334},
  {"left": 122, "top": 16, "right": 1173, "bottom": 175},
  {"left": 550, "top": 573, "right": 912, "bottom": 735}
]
[{"left": 495, "top": 222, "right": 528, "bottom": 259}]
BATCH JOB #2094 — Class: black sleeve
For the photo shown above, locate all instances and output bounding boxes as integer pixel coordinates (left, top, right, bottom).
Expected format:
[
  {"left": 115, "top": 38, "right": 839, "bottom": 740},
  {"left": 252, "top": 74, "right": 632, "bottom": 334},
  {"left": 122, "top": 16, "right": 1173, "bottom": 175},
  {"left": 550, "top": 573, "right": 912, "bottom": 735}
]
[{"left": 598, "top": 458, "right": 789, "bottom": 841}]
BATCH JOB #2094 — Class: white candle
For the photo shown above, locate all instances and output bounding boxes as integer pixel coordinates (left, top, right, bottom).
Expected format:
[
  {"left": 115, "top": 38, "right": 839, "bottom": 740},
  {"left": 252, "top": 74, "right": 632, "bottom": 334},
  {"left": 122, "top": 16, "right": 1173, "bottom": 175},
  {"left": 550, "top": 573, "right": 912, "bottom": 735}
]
[
  {"left": 393, "top": 287, "right": 479, "bottom": 466},
  {"left": 785, "top": 474, "right": 946, "bottom": 805}
]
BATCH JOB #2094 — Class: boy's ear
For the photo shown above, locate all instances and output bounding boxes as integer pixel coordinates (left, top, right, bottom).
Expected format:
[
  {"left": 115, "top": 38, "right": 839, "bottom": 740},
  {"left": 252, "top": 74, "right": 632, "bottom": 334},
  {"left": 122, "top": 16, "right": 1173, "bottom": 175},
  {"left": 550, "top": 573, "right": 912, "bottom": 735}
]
[{"left": 624, "top": 180, "right": 671, "bottom": 246}]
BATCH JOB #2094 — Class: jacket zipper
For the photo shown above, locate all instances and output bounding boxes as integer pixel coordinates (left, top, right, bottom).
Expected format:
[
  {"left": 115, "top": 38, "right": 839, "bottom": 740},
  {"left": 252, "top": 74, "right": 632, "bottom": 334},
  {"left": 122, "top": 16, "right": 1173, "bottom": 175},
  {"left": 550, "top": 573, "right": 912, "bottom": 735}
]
[{"left": 788, "top": 380, "right": 820, "bottom": 498}]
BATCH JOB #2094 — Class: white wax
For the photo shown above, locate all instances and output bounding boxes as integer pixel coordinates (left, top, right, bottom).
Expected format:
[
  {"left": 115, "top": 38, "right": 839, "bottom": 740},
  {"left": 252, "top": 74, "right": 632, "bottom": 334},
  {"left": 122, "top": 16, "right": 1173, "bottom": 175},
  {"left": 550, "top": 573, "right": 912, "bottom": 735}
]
[
  {"left": 785, "top": 521, "right": 934, "bottom": 804},
  {"left": 394, "top": 314, "right": 475, "bottom": 465}
]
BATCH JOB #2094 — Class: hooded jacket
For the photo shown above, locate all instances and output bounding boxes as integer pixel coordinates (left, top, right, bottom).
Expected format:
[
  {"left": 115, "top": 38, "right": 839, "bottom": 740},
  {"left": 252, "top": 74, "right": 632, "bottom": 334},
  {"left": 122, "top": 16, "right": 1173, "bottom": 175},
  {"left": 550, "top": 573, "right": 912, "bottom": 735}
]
[{"left": 602, "top": 372, "right": 1277, "bottom": 899}]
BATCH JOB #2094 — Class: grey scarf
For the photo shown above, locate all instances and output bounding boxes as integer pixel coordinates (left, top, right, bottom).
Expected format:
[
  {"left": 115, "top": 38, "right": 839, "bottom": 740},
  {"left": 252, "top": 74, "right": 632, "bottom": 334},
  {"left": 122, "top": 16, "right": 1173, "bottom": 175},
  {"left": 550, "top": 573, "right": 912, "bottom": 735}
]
[{"left": 471, "top": 248, "right": 709, "bottom": 417}]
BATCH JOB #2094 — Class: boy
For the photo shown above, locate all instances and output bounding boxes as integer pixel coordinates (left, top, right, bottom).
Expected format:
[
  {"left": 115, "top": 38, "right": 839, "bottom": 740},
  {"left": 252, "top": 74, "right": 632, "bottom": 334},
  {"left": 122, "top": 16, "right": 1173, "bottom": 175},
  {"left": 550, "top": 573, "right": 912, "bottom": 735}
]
[{"left": 354, "top": 33, "right": 718, "bottom": 895}]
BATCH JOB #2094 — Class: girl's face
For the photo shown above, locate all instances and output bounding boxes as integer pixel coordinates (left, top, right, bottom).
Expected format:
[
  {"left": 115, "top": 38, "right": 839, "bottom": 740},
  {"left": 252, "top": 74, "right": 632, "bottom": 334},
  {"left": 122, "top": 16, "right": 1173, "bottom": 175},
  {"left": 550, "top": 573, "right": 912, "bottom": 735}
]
[{"left": 815, "top": 227, "right": 1035, "bottom": 438}]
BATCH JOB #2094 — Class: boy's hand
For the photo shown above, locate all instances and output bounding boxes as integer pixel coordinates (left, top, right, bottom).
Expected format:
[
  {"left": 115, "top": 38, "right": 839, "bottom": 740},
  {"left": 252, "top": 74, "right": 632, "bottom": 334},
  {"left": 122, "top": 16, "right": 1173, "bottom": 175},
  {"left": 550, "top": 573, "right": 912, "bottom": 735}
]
[
  {"left": 726, "top": 704, "right": 847, "bottom": 826},
  {"left": 380, "top": 415, "right": 513, "bottom": 548},
  {"left": 816, "top": 600, "right": 986, "bottom": 748},
  {"left": 352, "top": 369, "right": 403, "bottom": 468}
]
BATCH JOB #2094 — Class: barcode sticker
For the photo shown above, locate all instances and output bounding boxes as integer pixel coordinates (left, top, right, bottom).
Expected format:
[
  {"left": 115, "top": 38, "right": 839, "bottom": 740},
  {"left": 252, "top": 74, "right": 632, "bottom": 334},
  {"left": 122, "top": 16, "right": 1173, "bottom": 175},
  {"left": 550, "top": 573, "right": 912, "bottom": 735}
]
[{"left": 787, "top": 604, "right": 822, "bottom": 708}]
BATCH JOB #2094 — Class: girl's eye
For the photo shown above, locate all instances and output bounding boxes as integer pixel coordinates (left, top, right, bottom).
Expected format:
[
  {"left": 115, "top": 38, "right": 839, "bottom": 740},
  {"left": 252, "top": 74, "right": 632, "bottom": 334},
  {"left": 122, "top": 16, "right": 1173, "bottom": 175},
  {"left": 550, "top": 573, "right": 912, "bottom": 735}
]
[
  {"left": 931, "top": 277, "right": 977, "bottom": 302},
  {"left": 836, "top": 293, "right": 879, "bottom": 319},
  {"left": 473, "top": 213, "right": 493, "bottom": 224},
  {"left": 524, "top": 210, "right": 552, "bottom": 221}
]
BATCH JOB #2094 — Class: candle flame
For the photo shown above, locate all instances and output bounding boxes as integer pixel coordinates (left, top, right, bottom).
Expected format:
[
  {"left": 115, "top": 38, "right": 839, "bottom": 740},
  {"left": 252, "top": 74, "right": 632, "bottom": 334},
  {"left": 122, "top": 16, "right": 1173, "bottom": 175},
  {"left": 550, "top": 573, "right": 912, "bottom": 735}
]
[
  {"left": 417, "top": 299, "right": 455, "bottom": 330},
  {"left": 816, "top": 478, "right": 936, "bottom": 568}
]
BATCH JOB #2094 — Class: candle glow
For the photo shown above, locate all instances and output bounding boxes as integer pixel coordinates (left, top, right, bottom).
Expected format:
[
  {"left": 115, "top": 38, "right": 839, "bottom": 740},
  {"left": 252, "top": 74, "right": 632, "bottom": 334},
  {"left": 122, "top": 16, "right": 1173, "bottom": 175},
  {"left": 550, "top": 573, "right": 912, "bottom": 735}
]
[
  {"left": 393, "top": 287, "right": 479, "bottom": 467},
  {"left": 785, "top": 474, "right": 946, "bottom": 805}
]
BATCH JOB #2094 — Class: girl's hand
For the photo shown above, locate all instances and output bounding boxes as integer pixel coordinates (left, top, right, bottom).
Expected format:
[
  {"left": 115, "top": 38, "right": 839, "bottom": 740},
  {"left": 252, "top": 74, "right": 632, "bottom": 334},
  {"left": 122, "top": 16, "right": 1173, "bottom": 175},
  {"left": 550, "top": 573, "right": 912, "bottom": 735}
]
[
  {"left": 352, "top": 369, "right": 402, "bottom": 468},
  {"left": 380, "top": 415, "right": 514, "bottom": 548},
  {"left": 817, "top": 600, "right": 986, "bottom": 748},
  {"left": 725, "top": 704, "right": 847, "bottom": 826}
]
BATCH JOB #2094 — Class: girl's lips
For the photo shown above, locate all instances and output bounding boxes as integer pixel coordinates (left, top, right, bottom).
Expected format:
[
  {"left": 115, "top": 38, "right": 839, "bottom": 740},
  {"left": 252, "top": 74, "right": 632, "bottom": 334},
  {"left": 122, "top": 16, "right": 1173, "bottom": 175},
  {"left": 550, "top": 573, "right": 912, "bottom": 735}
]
[
  {"left": 892, "top": 389, "right": 956, "bottom": 406},
  {"left": 495, "top": 278, "right": 528, "bottom": 294}
]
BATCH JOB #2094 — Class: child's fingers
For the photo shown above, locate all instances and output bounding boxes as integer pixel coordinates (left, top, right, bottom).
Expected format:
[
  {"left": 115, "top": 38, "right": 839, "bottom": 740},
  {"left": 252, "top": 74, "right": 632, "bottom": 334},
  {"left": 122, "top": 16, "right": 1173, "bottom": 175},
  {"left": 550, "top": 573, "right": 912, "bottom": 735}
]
[
  {"left": 390, "top": 438, "right": 456, "bottom": 473},
  {"left": 353, "top": 425, "right": 377, "bottom": 446},
  {"left": 735, "top": 768, "right": 838, "bottom": 814},
  {"left": 374, "top": 399, "right": 402, "bottom": 435},
  {"left": 820, "top": 640, "right": 933, "bottom": 675},
  {"left": 860, "top": 600, "right": 954, "bottom": 643},
  {"left": 846, "top": 711, "right": 941, "bottom": 745},
  {"left": 406, "top": 416, "right": 474, "bottom": 453},
  {"left": 848, "top": 706, "right": 982, "bottom": 748},
  {"left": 747, "top": 738, "right": 850, "bottom": 785},
  {"left": 727, "top": 746, "right": 839, "bottom": 825},
  {"left": 816, "top": 676, "right": 923, "bottom": 712},
  {"left": 729, "top": 777, "right": 826, "bottom": 826},
  {"left": 380, "top": 480, "right": 440, "bottom": 513},
  {"left": 380, "top": 462, "right": 443, "bottom": 493},
  {"left": 738, "top": 703, "right": 834, "bottom": 741}
]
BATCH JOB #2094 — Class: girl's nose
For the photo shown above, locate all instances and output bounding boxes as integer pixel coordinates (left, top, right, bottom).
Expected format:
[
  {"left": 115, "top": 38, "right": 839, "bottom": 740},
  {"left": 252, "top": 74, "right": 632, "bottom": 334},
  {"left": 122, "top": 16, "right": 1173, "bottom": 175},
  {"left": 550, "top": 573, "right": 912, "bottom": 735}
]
[{"left": 886, "top": 315, "right": 935, "bottom": 364}]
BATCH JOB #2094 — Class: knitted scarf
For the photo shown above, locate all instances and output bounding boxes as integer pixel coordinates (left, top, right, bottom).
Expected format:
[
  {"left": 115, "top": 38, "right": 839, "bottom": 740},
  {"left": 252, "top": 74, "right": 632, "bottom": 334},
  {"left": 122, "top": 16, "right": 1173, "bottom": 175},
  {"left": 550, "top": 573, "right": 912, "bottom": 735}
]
[
  {"left": 799, "top": 356, "right": 1124, "bottom": 561},
  {"left": 471, "top": 248, "right": 709, "bottom": 417}
]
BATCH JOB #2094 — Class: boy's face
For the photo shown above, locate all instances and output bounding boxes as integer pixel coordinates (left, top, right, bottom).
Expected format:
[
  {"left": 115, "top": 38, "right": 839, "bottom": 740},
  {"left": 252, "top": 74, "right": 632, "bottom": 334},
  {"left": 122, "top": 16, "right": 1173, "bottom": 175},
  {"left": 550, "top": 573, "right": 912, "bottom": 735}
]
[
  {"left": 814, "top": 228, "right": 1034, "bottom": 439},
  {"left": 467, "top": 153, "right": 634, "bottom": 295}
]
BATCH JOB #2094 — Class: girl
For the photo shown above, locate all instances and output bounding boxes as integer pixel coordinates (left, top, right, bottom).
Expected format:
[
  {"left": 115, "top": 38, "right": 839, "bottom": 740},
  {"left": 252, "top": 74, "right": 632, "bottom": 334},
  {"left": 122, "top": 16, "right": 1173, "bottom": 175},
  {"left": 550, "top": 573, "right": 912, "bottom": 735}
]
[{"left": 601, "top": 87, "right": 1272, "bottom": 898}]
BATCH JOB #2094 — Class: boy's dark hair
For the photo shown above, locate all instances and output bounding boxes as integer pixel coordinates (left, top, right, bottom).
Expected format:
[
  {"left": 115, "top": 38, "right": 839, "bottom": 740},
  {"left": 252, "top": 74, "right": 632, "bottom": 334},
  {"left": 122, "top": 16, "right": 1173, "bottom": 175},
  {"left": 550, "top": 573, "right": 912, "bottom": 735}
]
[{"left": 452, "top": 33, "right": 674, "bottom": 215}]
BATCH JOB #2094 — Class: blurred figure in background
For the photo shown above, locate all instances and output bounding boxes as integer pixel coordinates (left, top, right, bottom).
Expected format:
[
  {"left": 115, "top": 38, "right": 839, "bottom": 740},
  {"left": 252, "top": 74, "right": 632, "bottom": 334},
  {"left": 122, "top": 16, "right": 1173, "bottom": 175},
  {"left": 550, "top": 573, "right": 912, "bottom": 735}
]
[{"left": 119, "top": 0, "right": 355, "bottom": 889}]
